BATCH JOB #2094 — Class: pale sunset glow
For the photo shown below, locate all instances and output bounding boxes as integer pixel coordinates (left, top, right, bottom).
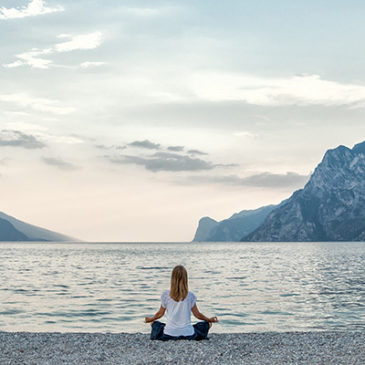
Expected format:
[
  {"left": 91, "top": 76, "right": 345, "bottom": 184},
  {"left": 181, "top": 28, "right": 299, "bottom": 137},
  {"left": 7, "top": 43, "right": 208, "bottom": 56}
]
[{"left": 1, "top": 0, "right": 365, "bottom": 241}]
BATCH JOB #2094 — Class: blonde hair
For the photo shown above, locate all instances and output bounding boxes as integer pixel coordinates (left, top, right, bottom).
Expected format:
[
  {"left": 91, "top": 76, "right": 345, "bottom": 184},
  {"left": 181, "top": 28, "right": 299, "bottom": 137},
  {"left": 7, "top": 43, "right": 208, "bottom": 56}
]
[{"left": 170, "top": 265, "right": 188, "bottom": 302}]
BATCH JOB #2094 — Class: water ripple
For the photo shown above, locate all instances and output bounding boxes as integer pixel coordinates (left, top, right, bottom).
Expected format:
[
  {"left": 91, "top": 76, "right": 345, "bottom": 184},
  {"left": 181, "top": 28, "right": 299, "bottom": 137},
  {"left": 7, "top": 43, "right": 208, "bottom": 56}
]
[{"left": 0, "top": 241, "right": 364, "bottom": 333}]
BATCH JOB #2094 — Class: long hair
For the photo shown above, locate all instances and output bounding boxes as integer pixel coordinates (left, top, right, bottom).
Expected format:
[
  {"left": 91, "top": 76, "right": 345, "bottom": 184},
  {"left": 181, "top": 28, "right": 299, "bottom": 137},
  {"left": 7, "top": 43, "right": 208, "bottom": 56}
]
[{"left": 170, "top": 265, "right": 188, "bottom": 302}]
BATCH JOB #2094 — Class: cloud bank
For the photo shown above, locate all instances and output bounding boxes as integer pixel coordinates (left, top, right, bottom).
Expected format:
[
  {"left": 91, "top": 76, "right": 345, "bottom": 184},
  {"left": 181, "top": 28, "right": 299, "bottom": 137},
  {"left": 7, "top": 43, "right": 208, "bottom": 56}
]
[
  {"left": 104, "top": 139, "right": 215, "bottom": 172},
  {"left": 107, "top": 152, "right": 217, "bottom": 172},
  {"left": 0, "top": 93, "right": 74, "bottom": 114},
  {"left": 187, "top": 149, "right": 208, "bottom": 156},
  {"left": 187, "top": 172, "right": 310, "bottom": 189},
  {"left": 128, "top": 140, "right": 161, "bottom": 150},
  {"left": 193, "top": 73, "right": 365, "bottom": 108},
  {"left": 0, "top": 0, "right": 63, "bottom": 20},
  {"left": 4, "top": 32, "right": 103, "bottom": 69},
  {"left": 0, "top": 130, "right": 45, "bottom": 149},
  {"left": 167, "top": 146, "right": 184, "bottom": 152},
  {"left": 80, "top": 61, "right": 106, "bottom": 69},
  {"left": 55, "top": 33, "right": 103, "bottom": 53},
  {"left": 108, "top": 151, "right": 215, "bottom": 172},
  {"left": 42, "top": 157, "right": 78, "bottom": 170}
]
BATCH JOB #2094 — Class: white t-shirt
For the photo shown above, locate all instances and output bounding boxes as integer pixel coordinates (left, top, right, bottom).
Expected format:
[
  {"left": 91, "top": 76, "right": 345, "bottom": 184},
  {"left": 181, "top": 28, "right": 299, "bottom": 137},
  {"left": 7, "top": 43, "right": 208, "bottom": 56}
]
[{"left": 161, "top": 290, "right": 197, "bottom": 337}]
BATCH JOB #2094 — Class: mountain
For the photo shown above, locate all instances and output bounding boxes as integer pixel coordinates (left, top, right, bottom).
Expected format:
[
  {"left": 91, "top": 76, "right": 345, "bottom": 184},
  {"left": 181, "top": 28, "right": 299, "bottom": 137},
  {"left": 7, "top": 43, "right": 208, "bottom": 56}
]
[
  {"left": 0, "top": 218, "right": 29, "bottom": 241},
  {"left": 243, "top": 141, "right": 365, "bottom": 241},
  {"left": 193, "top": 217, "right": 219, "bottom": 241},
  {"left": 193, "top": 205, "right": 276, "bottom": 242},
  {"left": 0, "top": 211, "right": 76, "bottom": 242}
]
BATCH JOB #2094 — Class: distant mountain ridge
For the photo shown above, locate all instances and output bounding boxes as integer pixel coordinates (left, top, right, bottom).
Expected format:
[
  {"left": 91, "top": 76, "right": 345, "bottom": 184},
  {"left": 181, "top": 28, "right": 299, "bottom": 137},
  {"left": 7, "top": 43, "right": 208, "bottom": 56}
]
[
  {"left": 193, "top": 140, "right": 365, "bottom": 242},
  {"left": 0, "top": 218, "right": 29, "bottom": 241},
  {"left": 243, "top": 141, "right": 365, "bottom": 241},
  {"left": 0, "top": 211, "right": 76, "bottom": 242},
  {"left": 193, "top": 205, "right": 277, "bottom": 242}
]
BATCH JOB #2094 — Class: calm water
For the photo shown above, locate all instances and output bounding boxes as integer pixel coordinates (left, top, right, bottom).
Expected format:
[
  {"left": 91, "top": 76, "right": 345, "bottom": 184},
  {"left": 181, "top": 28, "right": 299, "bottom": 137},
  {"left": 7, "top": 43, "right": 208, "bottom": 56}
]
[{"left": 0, "top": 242, "right": 364, "bottom": 333}]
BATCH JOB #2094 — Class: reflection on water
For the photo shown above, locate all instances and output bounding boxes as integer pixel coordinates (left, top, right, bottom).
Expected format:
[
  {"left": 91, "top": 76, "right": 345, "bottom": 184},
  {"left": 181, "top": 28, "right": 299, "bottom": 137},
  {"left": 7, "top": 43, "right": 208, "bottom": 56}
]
[{"left": 0, "top": 242, "right": 364, "bottom": 333}]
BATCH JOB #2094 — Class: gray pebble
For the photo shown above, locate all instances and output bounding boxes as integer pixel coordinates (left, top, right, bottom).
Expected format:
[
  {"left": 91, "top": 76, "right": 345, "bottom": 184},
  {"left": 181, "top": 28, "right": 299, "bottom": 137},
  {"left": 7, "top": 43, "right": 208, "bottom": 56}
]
[{"left": 0, "top": 331, "right": 364, "bottom": 364}]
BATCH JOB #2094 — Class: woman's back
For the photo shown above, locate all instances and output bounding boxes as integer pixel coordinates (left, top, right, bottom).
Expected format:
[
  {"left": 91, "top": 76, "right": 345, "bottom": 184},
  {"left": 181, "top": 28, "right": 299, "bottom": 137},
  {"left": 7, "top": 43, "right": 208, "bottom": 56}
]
[
  {"left": 161, "top": 290, "right": 196, "bottom": 337},
  {"left": 145, "top": 265, "right": 218, "bottom": 341}
]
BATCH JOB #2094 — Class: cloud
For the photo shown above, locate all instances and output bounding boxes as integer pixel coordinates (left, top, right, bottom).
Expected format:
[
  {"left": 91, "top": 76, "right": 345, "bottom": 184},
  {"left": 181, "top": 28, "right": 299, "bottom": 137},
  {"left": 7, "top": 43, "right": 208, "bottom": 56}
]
[
  {"left": 167, "top": 145, "right": 184, "bottom": 152},
  {"left": 128, "top": 139, "right": 161, "bottom": 150},
  {"left": 187, "top": 149, "right": 208, "bottom": 156},
  {"left": 0, "top": 130, "right": 46, "bottom": 149},
  {"left": 0, "top": 93, "right": 74, "bottom": 114},
  {"left": 0, "top": 0, "right": 63, "bottom": 20},
  {"left": 95, "top": 142, "right": 128, "bottom": 150},
  {"left": 95, "top": 144, "right": 111, "bottom": 150},
  {"left": 105, "top": 138, "right": 226, "bottom": 172},
  {"left": 42, "top": 157, "right": 78, "bottom": 170},
  {"left": 80, "top": 61, "right": 106, "bottom": 69},
  {"left": 3, "top": 49, "right": 50, "bottom": 69},
  {"left": 187, "top": 172, "right": 310, "bottom": 189},
  {"left": 108, "top": 151, "right": 215, "bottom": 172},
  {"left": 193, "top": 73, "right": 365, "bottom": 108},
  {"left": 232, "top": 131, "right": 259, "bottom": 139},
  {"left": 3, "top": 122, "right": 47, "bottom": 133},
  {"left": 3, "top": 32, "right": 103, "bottom": 69},
  {"left": 2, "top": 123, "right": 85, "bottom": 146},
  {"left": 55, "top": 32, "right": 103, "bottom": 53},
  {"left": 41, "top": 135, "right": 84, "bottom": 145},
  {"left": 4, "top": 48, "right": 52, "bottom": 69}
]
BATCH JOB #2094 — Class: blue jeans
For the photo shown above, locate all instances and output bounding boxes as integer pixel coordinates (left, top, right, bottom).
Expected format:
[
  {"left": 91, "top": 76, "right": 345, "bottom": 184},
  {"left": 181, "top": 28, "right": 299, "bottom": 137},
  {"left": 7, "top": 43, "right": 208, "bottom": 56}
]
[{"left": 150, "top": 321, "right": 210, "bottom": 341}]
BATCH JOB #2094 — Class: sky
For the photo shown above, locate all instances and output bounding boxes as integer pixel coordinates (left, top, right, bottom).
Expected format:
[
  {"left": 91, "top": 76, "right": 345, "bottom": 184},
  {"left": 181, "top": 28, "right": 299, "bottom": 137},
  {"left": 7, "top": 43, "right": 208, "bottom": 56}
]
[{"left": 1, "top": 0, "right": 365, "bottom": 241}]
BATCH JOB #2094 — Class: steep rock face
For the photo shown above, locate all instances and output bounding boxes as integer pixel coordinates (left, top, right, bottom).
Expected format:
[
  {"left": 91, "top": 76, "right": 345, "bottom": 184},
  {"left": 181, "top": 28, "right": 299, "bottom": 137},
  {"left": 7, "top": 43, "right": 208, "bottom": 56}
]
[
  {"left": 0, "top": 218, "right": 29, "bottom": 241},
  {"left": 243, "top": 142, "right": 365, "bottom": 241},
  {"left": 193, "top": 205, "right": 276, "bottom": 242},
  {"left": 193, "top": 217, "right": 218, "bottom": 241}
]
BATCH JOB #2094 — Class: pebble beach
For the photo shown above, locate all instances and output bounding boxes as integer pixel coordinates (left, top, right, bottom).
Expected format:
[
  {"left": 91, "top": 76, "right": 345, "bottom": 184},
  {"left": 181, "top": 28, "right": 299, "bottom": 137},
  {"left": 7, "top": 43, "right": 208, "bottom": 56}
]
[{"left": 1, "top": 331, "right": 364, "bottom": 365}]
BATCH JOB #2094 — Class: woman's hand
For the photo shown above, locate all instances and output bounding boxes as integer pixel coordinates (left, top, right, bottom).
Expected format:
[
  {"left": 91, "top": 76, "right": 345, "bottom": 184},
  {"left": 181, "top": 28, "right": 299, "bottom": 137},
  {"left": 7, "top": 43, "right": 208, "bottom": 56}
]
[
  {"left": 144, "top": 306, "right": 166, "bottom": 324},
  {"left": 192, "top": 304, "right": 219, "bottom": 323}
]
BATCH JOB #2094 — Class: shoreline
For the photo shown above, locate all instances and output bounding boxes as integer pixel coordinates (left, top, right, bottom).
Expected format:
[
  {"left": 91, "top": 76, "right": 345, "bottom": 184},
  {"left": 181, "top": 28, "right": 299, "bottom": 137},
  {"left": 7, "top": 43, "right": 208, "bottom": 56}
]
[{"left": 1, "top": 331, "right": 364, "bottom": 364}]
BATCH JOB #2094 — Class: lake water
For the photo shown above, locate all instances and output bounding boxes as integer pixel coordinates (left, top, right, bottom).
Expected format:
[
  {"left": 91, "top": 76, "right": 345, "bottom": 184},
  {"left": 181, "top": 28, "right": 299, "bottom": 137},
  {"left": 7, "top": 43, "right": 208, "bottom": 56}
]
[{"left": 0, "top": 242, "right": 364, "bottom": 333}]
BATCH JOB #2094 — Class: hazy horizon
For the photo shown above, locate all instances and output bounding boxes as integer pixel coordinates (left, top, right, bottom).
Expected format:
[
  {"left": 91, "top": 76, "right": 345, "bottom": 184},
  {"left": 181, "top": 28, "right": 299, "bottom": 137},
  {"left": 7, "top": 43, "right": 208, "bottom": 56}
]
[{"left": 2, "top": 0, "right": 365, "bottom": 241}]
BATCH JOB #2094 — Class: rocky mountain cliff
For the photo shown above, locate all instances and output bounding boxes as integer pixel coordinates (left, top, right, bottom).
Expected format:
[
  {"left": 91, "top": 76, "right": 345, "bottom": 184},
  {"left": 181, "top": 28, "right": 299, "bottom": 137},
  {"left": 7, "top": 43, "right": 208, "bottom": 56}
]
[
  {"left": 0, "top": 211, "right": 76, "bottom": 242},
  {"left": 243, "top": 141, "right": 365, "bottom": 241},
  {"left": 193, "top": 217, "right": 219, "bottom": 241},
  {"left": 193, "top": 205, "right": 276, "bottom": 242}
]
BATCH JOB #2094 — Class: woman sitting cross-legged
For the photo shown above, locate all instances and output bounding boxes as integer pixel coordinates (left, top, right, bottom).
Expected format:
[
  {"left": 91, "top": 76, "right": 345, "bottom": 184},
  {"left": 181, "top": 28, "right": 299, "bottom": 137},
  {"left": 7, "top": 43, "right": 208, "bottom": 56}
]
[{"left": 144, "top": 265, "right": 218, "bottom": 341}]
